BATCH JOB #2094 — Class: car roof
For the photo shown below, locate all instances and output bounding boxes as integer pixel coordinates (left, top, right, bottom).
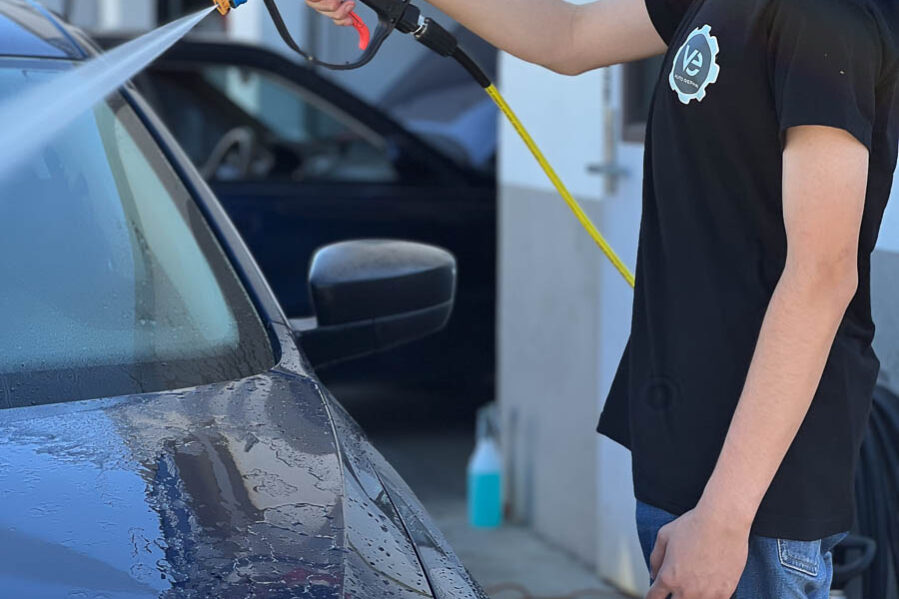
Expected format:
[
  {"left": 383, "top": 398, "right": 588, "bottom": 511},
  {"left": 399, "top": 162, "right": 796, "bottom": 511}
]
[{"left": 0, "top": 0, "right": 86, "bottom": 59}]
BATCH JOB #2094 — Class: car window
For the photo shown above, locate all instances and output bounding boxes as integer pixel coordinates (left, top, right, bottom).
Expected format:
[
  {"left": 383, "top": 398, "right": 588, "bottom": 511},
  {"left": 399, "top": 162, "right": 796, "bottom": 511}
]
[
  {"left": 0, "top": 59, "right": 274, "bottom": 408},
  {"left": 141, "top": 62, "right": 398, "bottom": 184}
]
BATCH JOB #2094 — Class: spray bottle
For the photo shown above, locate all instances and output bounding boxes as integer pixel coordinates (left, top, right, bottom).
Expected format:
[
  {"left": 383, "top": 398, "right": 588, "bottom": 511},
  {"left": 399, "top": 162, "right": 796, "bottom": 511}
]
[{"left": 467, "top": 404, "right": 503, "bottom": 529}]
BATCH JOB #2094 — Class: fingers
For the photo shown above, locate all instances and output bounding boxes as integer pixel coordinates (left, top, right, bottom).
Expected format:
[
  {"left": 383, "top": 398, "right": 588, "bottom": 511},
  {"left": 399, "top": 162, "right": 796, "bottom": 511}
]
[
  {"left": 646, "top": 529, "right": 673, "bottom": 599},
  {"left": 305, "top": 0, "right": 356, "bottom": 25},
  {"left": 305, "top": 0, "right": 342, "bottom": 12},
  {"left": 645, "top": 578, "right": 673, "bottom": 599},
  {"left": 649, "top": 528, "right": 669, "bottom": 580}
]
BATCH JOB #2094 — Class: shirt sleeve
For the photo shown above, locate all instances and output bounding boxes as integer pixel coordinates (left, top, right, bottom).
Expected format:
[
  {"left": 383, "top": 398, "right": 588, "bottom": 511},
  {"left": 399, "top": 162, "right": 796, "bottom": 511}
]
[
  {"left": 767, "top": 0, "right": 883, "bottom": 149},
  {"left": 644, "top": 0, "right": 695, "bottom": 45}
]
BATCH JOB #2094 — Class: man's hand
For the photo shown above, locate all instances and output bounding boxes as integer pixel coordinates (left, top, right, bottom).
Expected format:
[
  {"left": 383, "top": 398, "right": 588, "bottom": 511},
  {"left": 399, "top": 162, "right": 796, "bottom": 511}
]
[
  {"left": 306, "top": 0, "right": 357, "bottom": 27},
  {"left": 646, "top": 505, "right": 749, "bottom": 599}
]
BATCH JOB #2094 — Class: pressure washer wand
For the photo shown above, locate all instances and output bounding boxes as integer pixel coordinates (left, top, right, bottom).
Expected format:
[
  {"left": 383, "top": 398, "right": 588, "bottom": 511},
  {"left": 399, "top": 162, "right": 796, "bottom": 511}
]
[
  {"left": 364, "top": 1, "right": 636, "bottom": 286},
  {"left": 212, "top": 0, "right": 636, "bottom": 287}
]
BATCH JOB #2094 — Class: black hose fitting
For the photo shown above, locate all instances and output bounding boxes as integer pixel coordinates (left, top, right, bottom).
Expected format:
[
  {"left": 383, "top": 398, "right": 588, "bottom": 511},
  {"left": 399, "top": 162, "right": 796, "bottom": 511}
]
[
  {"left": 413, "top": 18, "right": 458, "bottom": 57},
  {"left": 408, "top": 17, "right": 492, "bottom": 88},
  {"left": 394, "top": 3, "right": 422, "bottom": 35},
  {"left": 451, "top": 47, "right": 492, "bottom": 88}
]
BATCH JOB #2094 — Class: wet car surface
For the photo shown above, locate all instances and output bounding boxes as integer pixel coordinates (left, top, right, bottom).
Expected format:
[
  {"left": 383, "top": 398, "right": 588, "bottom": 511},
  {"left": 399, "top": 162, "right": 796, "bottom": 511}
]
[
  {"left": 0, "top": 2, "right": 486, "bottom": 597},
  {"left": 0, "top": 343, "right": 483, "bottom": 597},
  {"left": 0, "top": 368, "right": 424, "bottom": 597}
]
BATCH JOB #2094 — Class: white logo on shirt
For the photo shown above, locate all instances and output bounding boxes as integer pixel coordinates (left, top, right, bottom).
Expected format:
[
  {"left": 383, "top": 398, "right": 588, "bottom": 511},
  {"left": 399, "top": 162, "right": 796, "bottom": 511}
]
[
  {"left": 669, "top": 24, "right": 720, "bottom": 104},
  {"left": 683, "top": 47, "right": 703, "bottom": 76}
]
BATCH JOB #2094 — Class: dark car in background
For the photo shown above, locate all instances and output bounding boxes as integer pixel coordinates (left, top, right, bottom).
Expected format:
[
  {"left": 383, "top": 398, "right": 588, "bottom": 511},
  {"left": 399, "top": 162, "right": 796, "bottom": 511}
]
[
  {"left": 97, "top": 37, "right": 498, "bottom": 402},
  {"left": 0, "top": 2, "right": 486, "bottom": 596}
]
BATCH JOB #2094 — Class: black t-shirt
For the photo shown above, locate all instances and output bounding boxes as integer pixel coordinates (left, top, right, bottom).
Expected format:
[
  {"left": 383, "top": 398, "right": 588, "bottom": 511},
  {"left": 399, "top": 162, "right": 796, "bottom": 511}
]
[{"left": 598, "top": 0, "right": 899, "bottom": 540}]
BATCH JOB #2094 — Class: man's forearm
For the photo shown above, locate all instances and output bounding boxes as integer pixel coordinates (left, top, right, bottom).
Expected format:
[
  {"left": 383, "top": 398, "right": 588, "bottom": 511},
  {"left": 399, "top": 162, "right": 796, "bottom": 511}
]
[
  {"left": 430, "top": 0, "right": 665, "bottom": 73},
  {"left": 422, "top": 0, "right": 578, "bottom": 70},
  {"left": 699, "top": 264, "right": 857, "bottom": 528}
]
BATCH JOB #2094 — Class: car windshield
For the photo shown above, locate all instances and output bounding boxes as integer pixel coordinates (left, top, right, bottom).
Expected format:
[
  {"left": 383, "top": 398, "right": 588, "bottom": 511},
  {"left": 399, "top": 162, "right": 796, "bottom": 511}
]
[{"left": 0, "top": 58, "right": 274, "bottom": 409}]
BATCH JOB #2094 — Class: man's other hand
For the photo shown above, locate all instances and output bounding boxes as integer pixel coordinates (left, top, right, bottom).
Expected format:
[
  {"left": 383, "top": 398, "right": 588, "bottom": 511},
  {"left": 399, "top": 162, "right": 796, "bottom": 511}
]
[{"left": 645, "top": 506, "right": 749, "bottom": 599}]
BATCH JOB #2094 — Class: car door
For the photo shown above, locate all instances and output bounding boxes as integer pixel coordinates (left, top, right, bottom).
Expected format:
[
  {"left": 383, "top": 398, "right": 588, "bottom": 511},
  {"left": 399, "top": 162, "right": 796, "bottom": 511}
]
[{"left": 132, "top": 41, "right": 496, "bottom": 393}]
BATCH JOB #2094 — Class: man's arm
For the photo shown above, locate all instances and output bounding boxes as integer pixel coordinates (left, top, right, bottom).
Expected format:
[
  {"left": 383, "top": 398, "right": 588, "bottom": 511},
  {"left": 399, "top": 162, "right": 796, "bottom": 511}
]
[
  {"left": 646, "top": 125, "right": 869, "bottom": 599},
  {"left": 306, "top": 0, "right": 666, "bottom": 74}
]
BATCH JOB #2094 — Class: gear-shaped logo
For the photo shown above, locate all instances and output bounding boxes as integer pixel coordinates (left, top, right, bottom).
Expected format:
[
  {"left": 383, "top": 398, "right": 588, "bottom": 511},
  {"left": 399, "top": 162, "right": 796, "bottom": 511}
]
[{"left": 669, "top": 24, "right": 720, "bottom": 104}]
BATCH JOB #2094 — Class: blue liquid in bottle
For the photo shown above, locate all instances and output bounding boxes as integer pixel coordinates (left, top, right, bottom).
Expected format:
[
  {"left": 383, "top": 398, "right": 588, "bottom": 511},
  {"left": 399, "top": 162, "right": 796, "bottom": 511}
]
[
  {"left": 468, "top": 469, "right": 502, "bottom": 528},
  {"left": 467, "top": 436, "right": 503, "bottom": 529}
]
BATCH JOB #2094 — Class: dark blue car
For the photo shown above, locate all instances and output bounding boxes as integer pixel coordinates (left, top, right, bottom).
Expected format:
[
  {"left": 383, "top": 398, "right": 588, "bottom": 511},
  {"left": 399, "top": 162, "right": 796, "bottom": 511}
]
[
  {"left": 99, "top": 37, "right": 498, "bottom": 401},
  {"left": 0, "top": 2, "right": 486, "bottom": 597}
]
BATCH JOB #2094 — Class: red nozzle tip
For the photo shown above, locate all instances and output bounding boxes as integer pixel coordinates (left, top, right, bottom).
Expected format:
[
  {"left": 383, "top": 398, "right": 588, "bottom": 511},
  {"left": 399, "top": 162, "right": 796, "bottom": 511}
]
[{"left": 349, "top": 11, "right": 370, "bottom": 51}]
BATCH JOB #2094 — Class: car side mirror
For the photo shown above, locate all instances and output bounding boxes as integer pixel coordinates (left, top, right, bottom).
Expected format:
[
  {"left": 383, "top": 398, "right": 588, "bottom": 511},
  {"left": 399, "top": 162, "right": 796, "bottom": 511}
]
[{"left": 293, "top": 240, "right": 457, "bottom": 368}]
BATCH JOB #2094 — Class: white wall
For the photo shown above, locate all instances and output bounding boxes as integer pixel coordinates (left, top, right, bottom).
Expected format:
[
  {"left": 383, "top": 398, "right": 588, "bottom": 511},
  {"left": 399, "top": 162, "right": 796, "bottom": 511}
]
[
  {"left": 495, "top": 54, "right": 650, "bottom": 596},
  {"left": 499, "top": 178, "right": 604, "bottom": 564},
  {"left": 496, "top": 51, "right": 624, "bottom": 570}
]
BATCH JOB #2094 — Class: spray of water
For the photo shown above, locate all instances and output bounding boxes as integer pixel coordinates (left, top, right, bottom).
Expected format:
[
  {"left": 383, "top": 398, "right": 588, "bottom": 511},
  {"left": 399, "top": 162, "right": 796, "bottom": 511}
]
[{"left": 0, "top": 7, "right": 212, "bottom": 182}]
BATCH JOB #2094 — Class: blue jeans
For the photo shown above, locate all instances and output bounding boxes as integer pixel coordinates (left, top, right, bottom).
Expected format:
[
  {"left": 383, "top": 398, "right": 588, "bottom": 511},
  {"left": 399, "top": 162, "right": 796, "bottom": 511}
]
[{"left": 636, "top": 501, "right": 848, "bottom": 598}]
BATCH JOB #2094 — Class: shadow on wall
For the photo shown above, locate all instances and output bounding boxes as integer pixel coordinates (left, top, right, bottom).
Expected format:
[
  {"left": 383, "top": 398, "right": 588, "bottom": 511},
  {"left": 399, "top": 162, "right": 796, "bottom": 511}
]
[{"left": 872, "top": 250, "right": 899, "bottom": 392}]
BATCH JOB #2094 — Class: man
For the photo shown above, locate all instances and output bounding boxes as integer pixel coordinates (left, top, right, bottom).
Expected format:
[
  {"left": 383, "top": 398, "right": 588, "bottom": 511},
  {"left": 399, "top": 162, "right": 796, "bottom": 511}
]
[{"left": 310, "top": 0, "right": 898, "bottom": 596}]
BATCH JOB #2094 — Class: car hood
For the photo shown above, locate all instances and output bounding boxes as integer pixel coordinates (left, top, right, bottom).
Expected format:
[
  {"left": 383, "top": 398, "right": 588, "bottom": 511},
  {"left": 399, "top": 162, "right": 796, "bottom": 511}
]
[{"left": 0, "top": 370, "right": 433, "bottom": 598}]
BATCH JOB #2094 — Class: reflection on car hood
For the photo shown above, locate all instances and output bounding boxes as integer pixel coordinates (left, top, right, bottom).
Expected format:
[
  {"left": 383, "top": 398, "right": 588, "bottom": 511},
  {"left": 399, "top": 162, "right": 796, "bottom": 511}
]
[{"left": 0, "top": 371, "right": 432, "bottom": 598}]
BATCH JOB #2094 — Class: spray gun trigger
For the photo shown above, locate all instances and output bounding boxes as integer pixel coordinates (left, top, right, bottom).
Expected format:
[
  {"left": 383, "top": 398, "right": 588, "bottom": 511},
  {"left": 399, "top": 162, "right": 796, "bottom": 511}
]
[{"left": 349, "top": 11, "right": 370, "bottom": 50}]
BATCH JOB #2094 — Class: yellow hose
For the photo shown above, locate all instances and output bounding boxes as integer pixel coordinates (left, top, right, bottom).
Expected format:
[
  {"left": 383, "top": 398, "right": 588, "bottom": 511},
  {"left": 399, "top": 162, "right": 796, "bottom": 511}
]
[{"left": 484, "top": 84, "right": 636, "bottom": 289}]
